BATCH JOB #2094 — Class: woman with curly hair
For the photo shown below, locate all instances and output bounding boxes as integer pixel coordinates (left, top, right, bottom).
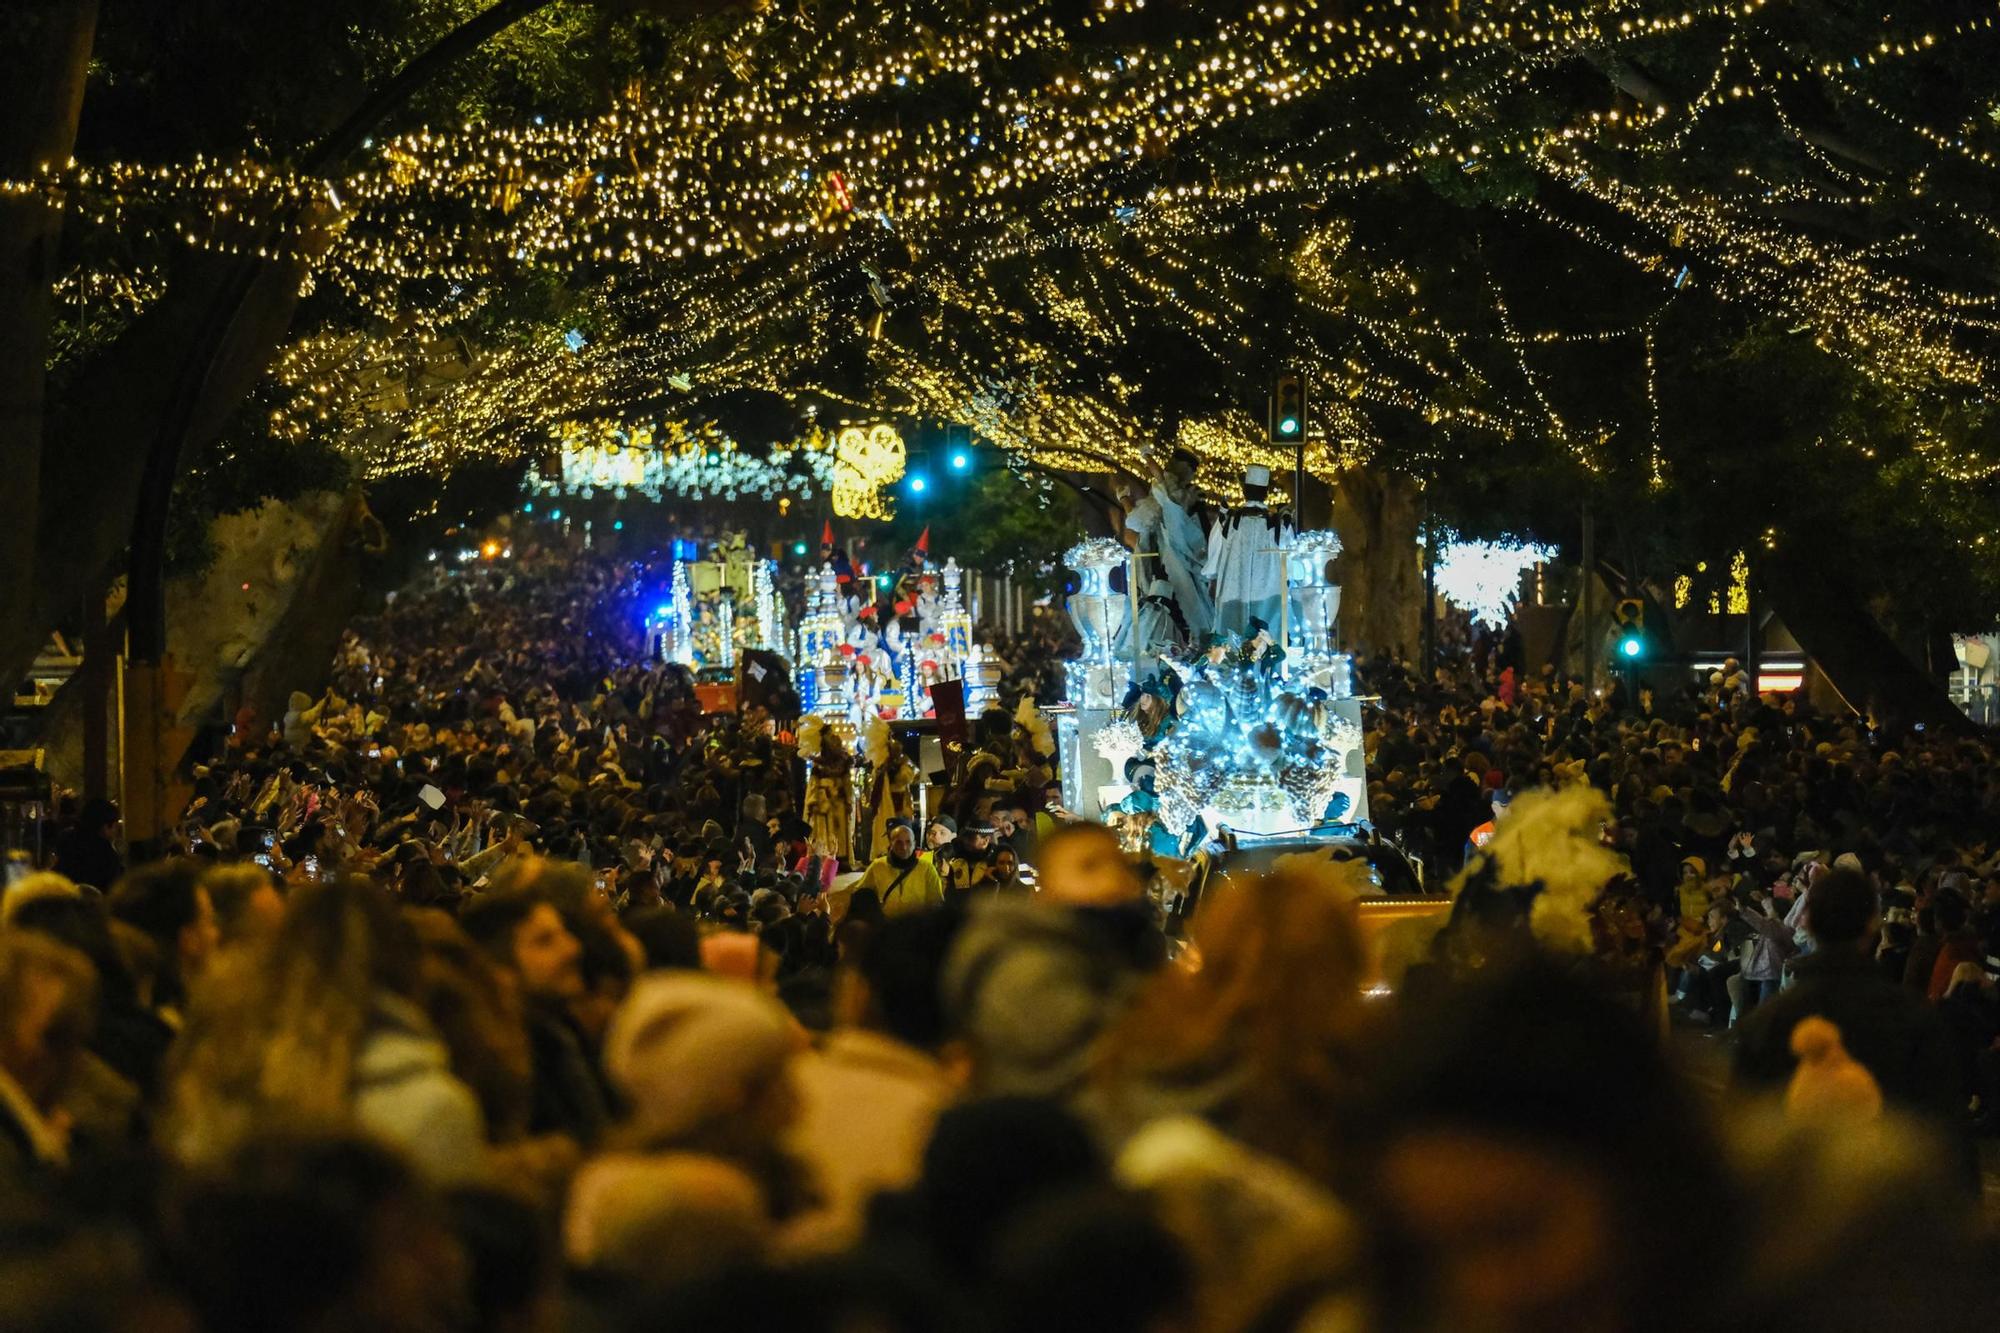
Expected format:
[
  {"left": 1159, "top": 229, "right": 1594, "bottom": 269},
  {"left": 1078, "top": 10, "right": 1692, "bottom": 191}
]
[{"left": 1086, "top": 861, "right": 1368, "bottom": 1183}]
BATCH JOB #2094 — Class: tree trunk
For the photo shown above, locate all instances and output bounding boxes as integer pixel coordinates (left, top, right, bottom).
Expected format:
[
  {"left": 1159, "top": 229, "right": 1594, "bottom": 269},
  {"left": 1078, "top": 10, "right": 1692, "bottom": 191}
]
[
  {"left": 21, "top": 252, "right": 306, "bottom": 663},
  {"left": 0, "top": 0, "right": 570, "bottom": 693},
  {"left": 1332, "top": 468, "right": 1423, "bottom": 660},
  {"left": 0, "top": 0, "right": 97, "bottom": 683},
  {"left": 1759, "top": 552, "right": 1972, "bottom": 733}
]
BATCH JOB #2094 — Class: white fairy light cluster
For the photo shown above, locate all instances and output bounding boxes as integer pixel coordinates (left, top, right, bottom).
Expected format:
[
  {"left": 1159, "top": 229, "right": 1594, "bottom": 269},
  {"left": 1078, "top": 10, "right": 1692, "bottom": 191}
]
[{"left": 1434, "top": 532, "right": 1559, "bottom": 630}]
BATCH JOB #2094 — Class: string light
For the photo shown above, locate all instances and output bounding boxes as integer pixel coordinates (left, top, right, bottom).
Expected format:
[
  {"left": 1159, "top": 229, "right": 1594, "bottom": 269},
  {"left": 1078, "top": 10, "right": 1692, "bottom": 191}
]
[{"left": 16, "top": 0, "right": 2000, "bottom": 499}]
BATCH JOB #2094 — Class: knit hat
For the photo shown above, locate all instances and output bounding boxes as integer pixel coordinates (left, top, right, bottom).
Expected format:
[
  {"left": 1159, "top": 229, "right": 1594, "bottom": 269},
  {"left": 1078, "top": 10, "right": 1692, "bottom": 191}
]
[
  {"left": 943, "top": 899, "right": 1137, "bottom": 1099},
  {"left": 603, "top": 973, "right": 799, "bottom": 1143},
  {"left": 1784, "top": 1016, "right": 1883, "bottom": 1123},
  {"left": 700, "top": 930, "right": 762, "bottom": 981}
]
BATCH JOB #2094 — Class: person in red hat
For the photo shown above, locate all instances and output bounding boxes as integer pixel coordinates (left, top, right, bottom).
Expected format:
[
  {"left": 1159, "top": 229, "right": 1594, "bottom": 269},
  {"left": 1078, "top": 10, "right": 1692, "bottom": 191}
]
[
  {"left": 820, "top": 521, "right": 855, "bottom": 587},
  {"left": 894, "top": 528, "right": 932, "bottom": 608}
]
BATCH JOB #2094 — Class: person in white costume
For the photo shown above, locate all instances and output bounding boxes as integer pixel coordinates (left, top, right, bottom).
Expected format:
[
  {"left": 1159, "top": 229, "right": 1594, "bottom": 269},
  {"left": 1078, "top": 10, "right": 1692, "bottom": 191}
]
[
  {"left": 1134, "top": 578, "right": 1188, "bottom": 663},
  {"left": 1123, "top": 462, "right": 1215, "bottom": 642},
  {"left": 1203, "top": 464, "right": 1293, "bottom": 632}
]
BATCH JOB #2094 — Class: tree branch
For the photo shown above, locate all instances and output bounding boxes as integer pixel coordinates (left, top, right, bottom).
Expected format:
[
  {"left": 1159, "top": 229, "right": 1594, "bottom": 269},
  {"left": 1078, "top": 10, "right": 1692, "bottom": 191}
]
[{"left": 302, "top": 0, "right": 562, "bottom": 174}]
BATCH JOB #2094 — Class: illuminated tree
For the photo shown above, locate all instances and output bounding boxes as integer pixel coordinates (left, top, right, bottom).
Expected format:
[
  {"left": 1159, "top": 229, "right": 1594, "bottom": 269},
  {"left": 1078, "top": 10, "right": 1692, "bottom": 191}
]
[{"left": 11, "top": 1, "right": 2000, "bottom": 724}]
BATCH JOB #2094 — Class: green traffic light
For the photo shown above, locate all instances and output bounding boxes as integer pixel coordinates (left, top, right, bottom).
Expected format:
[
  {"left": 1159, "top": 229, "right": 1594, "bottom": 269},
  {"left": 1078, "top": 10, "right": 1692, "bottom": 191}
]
[
  {"left": 1619, "top": 635, "right": 1642, "bottom": 659},
  {"left": 1279, "top": 416, "right": 1300, "bottom": 436}
]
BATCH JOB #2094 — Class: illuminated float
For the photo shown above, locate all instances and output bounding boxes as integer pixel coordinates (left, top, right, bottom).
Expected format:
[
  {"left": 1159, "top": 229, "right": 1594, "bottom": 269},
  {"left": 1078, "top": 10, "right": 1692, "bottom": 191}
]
[
  {"left": 796, "top": 556, "right": 1000, "bottom": 732},
  {"left": 648, "top": 535, "right": 786, "bottom": 669},
  {"left": 1055, "top": 529, "right": 1368, "bottom": 852}
]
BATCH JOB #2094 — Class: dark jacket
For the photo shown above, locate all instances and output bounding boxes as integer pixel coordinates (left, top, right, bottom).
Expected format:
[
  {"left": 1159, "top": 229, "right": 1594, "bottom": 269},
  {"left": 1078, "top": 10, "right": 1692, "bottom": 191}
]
[
  {"left": 53, "top": 830, "right": 123, "bottom": 892},
  {"left": 525, "top": 1001, "right": 610, "bottom": 1147}
]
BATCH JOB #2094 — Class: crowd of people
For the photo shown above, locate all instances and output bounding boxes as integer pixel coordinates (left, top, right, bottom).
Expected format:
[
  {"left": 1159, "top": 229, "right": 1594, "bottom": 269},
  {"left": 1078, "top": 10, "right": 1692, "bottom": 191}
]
[{"left": 1, "top": 546, "right": 1994, "bottom": 1333}]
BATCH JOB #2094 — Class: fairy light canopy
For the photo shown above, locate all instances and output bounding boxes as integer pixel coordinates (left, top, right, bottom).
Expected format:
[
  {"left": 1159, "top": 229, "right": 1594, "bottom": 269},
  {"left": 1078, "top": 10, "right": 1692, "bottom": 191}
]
[{"left": 30, "top": 0, "right": 2000, "bottom": 507}]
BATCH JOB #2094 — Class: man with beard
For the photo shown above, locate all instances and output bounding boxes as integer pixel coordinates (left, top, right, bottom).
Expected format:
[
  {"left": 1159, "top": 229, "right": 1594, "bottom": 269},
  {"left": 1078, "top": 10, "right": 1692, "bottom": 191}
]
[
  {"left": 461, "top": 884, "right": 608, "bottom": 1146},
  {"left": 855, "top": 820, "right": 945, "bottom": 918}
]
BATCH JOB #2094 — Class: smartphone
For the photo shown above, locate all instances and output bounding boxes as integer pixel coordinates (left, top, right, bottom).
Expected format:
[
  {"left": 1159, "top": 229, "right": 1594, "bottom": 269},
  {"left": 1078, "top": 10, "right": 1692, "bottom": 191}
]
[
  {"left": 254, "top": 852, "right": 275, "bottom": 870},
  {"left": 301, "top": 855, "right": 320, "bottom": 878},
  {"left": 263, "top": 830, "right": 278, "bottom": 850}
]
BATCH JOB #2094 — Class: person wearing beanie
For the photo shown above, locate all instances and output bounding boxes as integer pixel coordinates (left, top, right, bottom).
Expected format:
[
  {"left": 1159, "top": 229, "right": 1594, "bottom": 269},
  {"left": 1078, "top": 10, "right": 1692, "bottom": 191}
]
[
  {"left": 1784, "top": 1016, "right": 1884, "bottom": 1123},
  {"left": 1735, "top": 869, "right": 1969, "bottom": 1188},
  {"left": 568, "top": 971, "right": 812, "bottom": 1256}
]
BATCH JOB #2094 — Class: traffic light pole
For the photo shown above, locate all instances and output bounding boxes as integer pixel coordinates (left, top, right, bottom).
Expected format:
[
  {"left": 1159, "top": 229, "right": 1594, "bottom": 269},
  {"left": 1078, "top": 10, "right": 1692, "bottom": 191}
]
[
  {"left": 1293, "top": 434, "right": 1305, "bottom": 523},
  {"left": 1580, "top": 501, "right": 1595, "bottom": 690}
]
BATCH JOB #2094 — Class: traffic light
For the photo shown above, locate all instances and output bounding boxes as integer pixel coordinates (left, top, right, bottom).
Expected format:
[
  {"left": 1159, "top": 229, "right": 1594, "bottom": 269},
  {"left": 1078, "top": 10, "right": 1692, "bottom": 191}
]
[
  {"left": 1613, "top": 598, "right": 1645, "bottom": 660},
  {"left": 1270, "top": 371, "right": 1306, "bottom": 444}
]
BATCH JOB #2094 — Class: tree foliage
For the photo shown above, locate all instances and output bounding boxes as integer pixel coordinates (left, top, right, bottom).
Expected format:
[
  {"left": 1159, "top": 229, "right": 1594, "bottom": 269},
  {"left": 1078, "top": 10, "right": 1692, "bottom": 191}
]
[{"left": 12, "top": 1, "right": 2000, "bottom": 711}]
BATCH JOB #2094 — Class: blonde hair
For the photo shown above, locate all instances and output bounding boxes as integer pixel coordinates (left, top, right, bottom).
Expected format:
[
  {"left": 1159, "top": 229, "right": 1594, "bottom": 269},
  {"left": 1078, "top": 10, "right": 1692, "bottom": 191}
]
[
  {"left": 0, "top": 931, "right": 98, "bottom": 1087},
  {"left": 1, "top": 872, "right": 80, "bottom": 925},
  {"left": 199, "top": 863, "right": 278, "bottom": 944},
  {"left": 160, "top": 880, "right": 414, "bottom": 1166}
]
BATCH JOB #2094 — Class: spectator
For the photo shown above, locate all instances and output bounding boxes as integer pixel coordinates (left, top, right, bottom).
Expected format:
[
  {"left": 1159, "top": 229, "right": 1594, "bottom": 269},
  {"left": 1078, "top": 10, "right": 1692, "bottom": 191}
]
[
  {"left": 1923, "top": 891, "right": 1981, "bottom": 1002},
  {"left": 1734, "top": 868, "right": 1969, "bottom": 1181},
  {"left": 460, "top": 885, "right": 608, "bottom": 1147},
  {"left": 0, "top": 932, "right": 99, "bottom": 1178},
  {"left": 198, "top": 863, "right": 286, "bottom": 949},
  {"left": 161, "top": 879, "right": 486, "bottom": 1184},
  {"left": 789, "top": 910, "right": 965, "bottom": 1249},
  {"left": 161, "top": 1133, "right": 466, "bottom": 1333},
  {"left": 1090, "top": 861, "right": 1366, "bottom": 1181},
  {"left": 107, "top": 861, "right": 218, "bottom": 1024},
  {"left": 566, "top": 973, "right": 806, "bottom": 1276},
  {"left": 1352, "top": 962, "right": 1737, "bottom": 1333},
  {"left": 52, "top": 798, "right": 123, "bottom": 893},
  {"left": 853, "top": 821, "right": 945, "bottom": 918}
]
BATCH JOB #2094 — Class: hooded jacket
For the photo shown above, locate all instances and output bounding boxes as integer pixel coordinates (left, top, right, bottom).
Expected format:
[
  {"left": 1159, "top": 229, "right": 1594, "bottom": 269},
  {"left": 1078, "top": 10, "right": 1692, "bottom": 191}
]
[{"left": 352, "top": 995, "right": 487, "bottom": 1184}]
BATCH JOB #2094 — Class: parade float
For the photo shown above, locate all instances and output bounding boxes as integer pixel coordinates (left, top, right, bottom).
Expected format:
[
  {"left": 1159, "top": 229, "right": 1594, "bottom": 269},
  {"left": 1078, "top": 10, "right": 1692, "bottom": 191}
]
[
  {"left": 647, "top": 534, "right": 788, "bottom": 670},
  {"left": 1054, "top": 527, "right": 1368, "bottom": 853},
  {"left": 794, "top": 556, "right": 1000, "bottom": 731}
]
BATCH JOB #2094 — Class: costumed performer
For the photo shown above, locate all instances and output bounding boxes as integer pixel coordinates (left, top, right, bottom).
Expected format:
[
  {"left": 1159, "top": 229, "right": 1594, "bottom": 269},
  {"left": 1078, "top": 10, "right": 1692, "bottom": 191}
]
[
  {"left": 1135, "top": 578, "right": 1189, "bottom": 663},
  {"left": 799, "top": 718, "right": 854, "bottom": 866},
  {"left": 1204, "top": 464, "right": 1293, "bottom": 632},
  {"left": 1151, "top": 457, "right": 1219, "bottom": 639},
  {"left": 865, "top": 720, "right": 918, "bottom": 858}
]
